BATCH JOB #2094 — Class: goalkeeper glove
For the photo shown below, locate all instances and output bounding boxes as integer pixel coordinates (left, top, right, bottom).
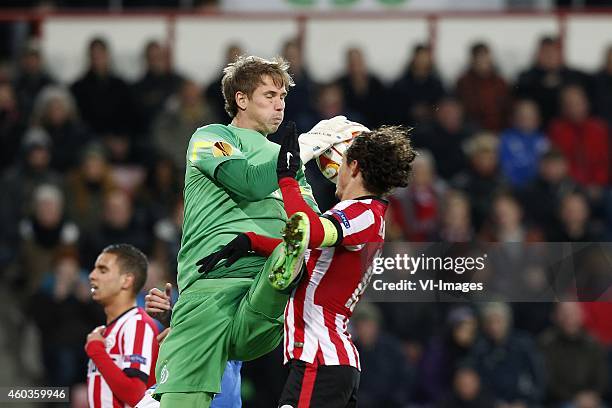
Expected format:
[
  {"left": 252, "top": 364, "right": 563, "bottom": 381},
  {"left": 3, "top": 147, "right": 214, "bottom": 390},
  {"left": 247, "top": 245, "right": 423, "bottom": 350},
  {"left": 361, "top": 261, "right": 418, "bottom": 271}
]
[
  {"left": 196, "top": 234, "right": 253, "bottom": 274},
  {"left": 276, "top": 121, "right": 301, "bottom": 180},
  {"left": 298, "top": 115, "right": 370, "bottom": 163}
]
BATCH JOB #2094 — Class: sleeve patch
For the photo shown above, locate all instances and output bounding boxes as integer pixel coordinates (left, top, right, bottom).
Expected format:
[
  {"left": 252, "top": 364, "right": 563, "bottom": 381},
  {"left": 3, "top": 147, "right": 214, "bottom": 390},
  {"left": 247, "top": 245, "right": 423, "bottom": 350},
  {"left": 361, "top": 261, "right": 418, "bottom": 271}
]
[
  {"left": 190, "top": 141, "right": 213, "bottom": 161},
  {"left": 212, "top": 141, "right": 234, "bottom": 157},
  {"left": 331, "top": 209, "right": 351, "bottom": 229},
  {"left": 123, "top": 354, "right": 147, "bottom": 365}
]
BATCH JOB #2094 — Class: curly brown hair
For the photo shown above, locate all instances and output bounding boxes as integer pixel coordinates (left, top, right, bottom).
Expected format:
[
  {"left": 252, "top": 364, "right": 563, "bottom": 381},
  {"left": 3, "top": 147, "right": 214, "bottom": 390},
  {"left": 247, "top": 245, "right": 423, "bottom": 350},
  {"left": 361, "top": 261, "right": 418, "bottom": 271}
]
[
  {"left": 221, "top": 55, "right": 294, "bottom": 118},
  {"left": 345, "top": 125, "right": 417, "bottom": 196}
]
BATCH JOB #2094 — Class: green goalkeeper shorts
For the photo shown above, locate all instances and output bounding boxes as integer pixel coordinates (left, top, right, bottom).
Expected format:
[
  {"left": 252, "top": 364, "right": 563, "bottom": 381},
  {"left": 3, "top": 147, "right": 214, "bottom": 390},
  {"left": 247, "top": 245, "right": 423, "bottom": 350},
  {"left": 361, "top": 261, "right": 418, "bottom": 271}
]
[{"left": 153, "top": 276, "right": 284, "bottom": 396}]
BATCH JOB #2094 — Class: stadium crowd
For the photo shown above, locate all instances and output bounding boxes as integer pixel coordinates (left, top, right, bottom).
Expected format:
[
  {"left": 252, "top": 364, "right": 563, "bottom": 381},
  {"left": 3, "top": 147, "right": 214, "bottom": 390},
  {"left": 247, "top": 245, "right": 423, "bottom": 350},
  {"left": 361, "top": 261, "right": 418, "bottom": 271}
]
[{"left": 1, "top": 29, "right": 612, "bottom": 408}]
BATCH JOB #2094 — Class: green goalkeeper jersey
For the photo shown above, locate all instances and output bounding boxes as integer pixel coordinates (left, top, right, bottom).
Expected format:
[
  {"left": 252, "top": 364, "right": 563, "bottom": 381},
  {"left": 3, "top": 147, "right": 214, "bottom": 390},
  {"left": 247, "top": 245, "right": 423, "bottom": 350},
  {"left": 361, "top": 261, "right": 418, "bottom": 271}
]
[{"left": 177, "top": 123, "right": 319, "bottom": 292}]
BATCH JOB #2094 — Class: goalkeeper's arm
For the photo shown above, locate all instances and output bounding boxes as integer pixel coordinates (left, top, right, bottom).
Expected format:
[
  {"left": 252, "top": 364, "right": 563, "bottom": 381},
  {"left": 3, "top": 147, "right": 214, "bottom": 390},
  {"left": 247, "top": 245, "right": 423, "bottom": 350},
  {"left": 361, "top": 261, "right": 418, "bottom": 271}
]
[{"left": 214, "top": 158, "right": 278, "bottom": 202}]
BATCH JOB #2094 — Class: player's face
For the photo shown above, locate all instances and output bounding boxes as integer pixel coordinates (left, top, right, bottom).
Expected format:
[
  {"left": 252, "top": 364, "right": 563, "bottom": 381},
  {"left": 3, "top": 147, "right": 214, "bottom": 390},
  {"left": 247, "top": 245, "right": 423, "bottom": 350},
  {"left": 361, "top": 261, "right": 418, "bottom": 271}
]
[
  {"left": 335, "top": 153, "right": 351, "bottom": 200},
  {"left": 245, "top": 75, "right": 286, "bottom": 134},
  {"left": 89, "top": 253, "right": 128, "bottom": 305}
]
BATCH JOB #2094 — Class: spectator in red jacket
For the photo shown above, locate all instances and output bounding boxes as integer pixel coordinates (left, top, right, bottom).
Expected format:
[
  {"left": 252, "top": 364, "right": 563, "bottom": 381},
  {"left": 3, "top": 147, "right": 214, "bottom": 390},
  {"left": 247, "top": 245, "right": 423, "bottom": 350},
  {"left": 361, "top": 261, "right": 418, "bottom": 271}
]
[
  {"left": 548, "top": 85, "right": 609, "bottom": 187},
  {"left": 456, "top": 42, "right": 510, "bottom": 132},
  {"left": 388, "top": 149, "right": 447, "bottom": 241}
]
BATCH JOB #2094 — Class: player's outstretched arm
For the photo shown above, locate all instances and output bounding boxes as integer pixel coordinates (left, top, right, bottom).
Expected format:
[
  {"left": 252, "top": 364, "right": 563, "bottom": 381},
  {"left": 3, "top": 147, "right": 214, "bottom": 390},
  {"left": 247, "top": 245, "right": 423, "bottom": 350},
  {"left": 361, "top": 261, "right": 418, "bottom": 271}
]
[
  {"left": 214, "top": 158, "right": 279, "bottom": 201},
  {"left": 196, "top": 233, "right": 282, "bottom": 274}
]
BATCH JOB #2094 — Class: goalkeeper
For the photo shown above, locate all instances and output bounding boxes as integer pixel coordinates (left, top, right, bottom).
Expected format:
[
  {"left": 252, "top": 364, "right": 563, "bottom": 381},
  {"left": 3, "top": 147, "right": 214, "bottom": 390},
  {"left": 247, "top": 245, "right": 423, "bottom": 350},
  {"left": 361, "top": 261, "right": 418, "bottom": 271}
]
[{"left": 153, "top": 55, "right": 364, "bottom": 408}]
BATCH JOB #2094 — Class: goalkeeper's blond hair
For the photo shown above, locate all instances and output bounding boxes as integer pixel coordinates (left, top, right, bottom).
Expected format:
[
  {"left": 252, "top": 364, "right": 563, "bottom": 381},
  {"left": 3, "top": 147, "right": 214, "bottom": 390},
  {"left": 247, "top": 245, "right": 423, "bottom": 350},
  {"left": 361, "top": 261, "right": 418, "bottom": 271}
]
[{"left": 221, "top": 55, "right": 294, "bottom": 118}]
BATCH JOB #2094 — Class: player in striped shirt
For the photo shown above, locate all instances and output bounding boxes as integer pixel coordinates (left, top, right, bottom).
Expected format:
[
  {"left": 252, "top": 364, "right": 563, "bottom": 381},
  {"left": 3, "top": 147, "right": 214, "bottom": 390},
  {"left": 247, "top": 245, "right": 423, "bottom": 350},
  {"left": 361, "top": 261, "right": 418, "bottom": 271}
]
[
  {"left": 201, "top": 124, "right": 416, "bottom": 407},
  {"left": 86, "top": 244, "right": 160, "bottom": 408}
]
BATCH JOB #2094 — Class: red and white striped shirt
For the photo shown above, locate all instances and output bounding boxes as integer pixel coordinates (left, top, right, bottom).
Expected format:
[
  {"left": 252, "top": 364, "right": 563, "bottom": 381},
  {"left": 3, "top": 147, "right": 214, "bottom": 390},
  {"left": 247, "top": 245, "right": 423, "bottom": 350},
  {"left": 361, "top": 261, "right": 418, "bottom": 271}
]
[
  {"left": 87, "top": 307, "right": 159, "bottom": 408},
  {"left": 283, "top": 197, "right": 387, "bottom": 370}
]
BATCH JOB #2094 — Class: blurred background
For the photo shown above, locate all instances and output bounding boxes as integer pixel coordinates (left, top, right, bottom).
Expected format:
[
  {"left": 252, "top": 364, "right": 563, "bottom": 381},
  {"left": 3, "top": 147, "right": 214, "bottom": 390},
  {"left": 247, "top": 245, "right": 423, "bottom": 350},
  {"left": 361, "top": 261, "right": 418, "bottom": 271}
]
[{"left": 2, "top": 0, "right": 612, "bottom": 407}]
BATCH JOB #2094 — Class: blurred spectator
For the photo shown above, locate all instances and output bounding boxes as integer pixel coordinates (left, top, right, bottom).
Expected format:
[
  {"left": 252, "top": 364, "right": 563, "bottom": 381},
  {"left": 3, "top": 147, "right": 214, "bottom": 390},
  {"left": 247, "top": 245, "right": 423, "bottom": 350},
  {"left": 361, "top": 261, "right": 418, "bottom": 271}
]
[
  {"left": 512, "top": 301, "right": 556, "bottom": 339},
  {"left": 152, "top": 199, "right": 183, "bottom": 280},
  {"left": 352, "top": 303, "right": 413, "bottom": 408},
  {"left": 281, "top": 38, "right": 316, "bottom": 130},
  {"left": 337, "top": 47, "right": 386, "bottom": 128},
  {"left": 520, "top": 148, "right": 578, "bottom": 234},
  {"left": 1, "top": 129, "right": 63, "bottom": 269},
  {"left": 436, "top": 189, "right": 474, "bottom": 242},
  {"left": 382, "top": 206, "right": 405, "bottom": 242},
  {"left": 472, "top": 302, "right": 546, "bottom": 406},
  {"left": 479, "top": 192, "right": 539, "bottom": 242},
  {"left": 1, "top": 127, "right": 62, "bottom": 218},
  {"left": 480, "top": 193, "right": 546, "bottom": 296},
  {"left": 539, "top": 302, "right": 607, "bottom": 406},
  {"left": 392, "top": 43, "right": 445, "bottom": 126},
  {"left": 70, "top": 37, "right": 134, "bottom": 136},
  {"left": 205, "top": 43, "right": 243, "bottom": 122},
  {"left": 571, "top": 392, "right": 607, "bottom": 408},
  {"left": 13, "top": 39, "right": 55, "bottom": 120},
  {"left": 31, "top": 86, "right": 92, "bottom": 172},
  {"left": 79, "top": 189, "right": 151, "bottom": 267},
  {"left": 0, "top": 80, "right": 25, "bottom": 172},
  {"left": 581, "top": 301, "right": 612, "bottom": 347},
  {"left": 549, "top": 85, "right": 609, "bottom": 188},
  {"left": 301, "top": 81, "right": 364, "bottom": 129},
  {"left": 592, "top": 45, "right": 612, "bottom": 129},
  {"left": 70, "top": 383, "right": 89, "bottom": 408},
  {"left": 65, "top": 144, "right": 116, "bottom": 232},
  {"left": 28, "top": 246, "right": 102, "bottom": 386},
  {"left": 389, "top": 150, "right": 446, "bottom": 241},
  {"left": 14, "top": 184, "right": 79, "bottom": 294},
  {"left": 548, "top": 191, "right": 600, "bottom": 242},
  {"left": 153, "top": 79, "right": 218, "bottom": 171},
  {"left": 499, "top": 100, "right": 549, "bottom": 188},
  {"left": 303, "top": 82, "right": 363, "bottom": 212},
  {"left": 419, "top": 306, "right": 479, "bottom": 403},
  {"left": 131, "top": 40, "right": 184, "bottom": 136},
  {"left": 436, "top": 366, "right": 496, "bottom": 408},
  {"left": 453, "top": 132, "right": 506, "bottom": 230},
  {"left": 411, "top": 96, "right": 471, "bottom": 180},
  {"left": 456, "top": 42, "right": 511, "bottom": 131},
  {"left": 136, "top": 156, "right": 182, "bottom": 223},
  {"left": 377, "top": 301, "right": 444, "bottom": 366},
  {"left": 516, "top": 36, "right": 587, "bottom": 126},
  {"left": 574, "top": 247, "right": 612, "bottom": 302}
]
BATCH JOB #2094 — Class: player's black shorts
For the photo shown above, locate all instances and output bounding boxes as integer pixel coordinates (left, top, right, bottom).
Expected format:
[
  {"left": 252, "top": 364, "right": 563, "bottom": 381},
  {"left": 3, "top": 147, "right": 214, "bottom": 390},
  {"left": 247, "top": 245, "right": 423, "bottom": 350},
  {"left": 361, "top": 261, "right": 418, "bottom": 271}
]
[{"left": 278, "top": 359, "right": 360, "bottom": 408}]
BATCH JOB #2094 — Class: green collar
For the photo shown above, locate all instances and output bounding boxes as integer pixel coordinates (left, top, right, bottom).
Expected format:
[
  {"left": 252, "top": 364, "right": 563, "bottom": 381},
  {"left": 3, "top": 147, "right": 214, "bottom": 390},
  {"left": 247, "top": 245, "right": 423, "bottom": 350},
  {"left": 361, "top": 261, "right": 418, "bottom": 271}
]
[{"left": 227, "top": 124, "right": 268, "bottom": 140}]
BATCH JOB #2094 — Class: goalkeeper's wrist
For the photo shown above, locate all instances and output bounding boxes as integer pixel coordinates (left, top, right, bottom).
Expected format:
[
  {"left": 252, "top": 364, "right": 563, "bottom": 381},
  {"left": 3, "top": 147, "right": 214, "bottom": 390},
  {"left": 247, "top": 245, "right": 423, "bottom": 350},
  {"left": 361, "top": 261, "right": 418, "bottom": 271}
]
[
  {"left": 277, "top": 171, "right": 298, "bottom": 181},
  {"left": 242, "top": 232, "right": 254, "bottom": 249}
]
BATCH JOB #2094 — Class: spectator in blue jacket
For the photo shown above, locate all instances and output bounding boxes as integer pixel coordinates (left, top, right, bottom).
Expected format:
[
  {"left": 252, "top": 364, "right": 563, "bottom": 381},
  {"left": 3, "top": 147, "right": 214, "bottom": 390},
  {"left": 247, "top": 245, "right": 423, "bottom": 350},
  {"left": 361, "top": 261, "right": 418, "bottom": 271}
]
[
  {"left": 499, "top": 100, "right": 549, "bottom": 188},
  {"left": 419, "top": 306, "right": 479, "bottom": 404},
  {"left": 473, "top": 302, "right": 546, "bottom": 406}
]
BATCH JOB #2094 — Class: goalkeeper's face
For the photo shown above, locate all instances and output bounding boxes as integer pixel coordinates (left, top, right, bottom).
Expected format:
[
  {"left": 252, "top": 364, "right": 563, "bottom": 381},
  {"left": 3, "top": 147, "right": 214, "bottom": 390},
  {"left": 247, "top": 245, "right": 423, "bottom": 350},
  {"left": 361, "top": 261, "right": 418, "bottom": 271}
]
[{"left": 243, "top": 75, "right": 287, "bottom": 135}]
